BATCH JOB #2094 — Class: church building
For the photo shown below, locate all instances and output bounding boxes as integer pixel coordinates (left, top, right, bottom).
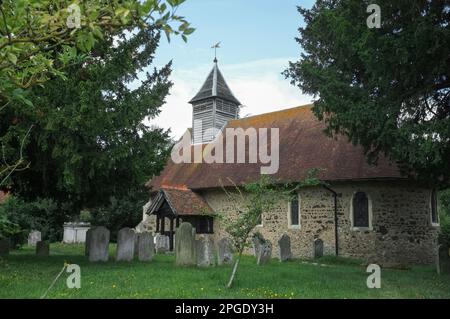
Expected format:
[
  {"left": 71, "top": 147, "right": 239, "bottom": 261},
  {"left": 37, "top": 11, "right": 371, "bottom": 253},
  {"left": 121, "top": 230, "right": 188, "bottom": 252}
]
[{"left": 137, "top": 59, "right": 439, "bottom": 265}]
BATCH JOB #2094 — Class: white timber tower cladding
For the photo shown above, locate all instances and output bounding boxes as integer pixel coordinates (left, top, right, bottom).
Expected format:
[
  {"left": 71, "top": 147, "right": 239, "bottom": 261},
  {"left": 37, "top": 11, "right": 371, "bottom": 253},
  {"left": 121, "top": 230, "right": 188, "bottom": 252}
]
[{"left": 189, "top": 58, "right": 241, "bottom": 144}]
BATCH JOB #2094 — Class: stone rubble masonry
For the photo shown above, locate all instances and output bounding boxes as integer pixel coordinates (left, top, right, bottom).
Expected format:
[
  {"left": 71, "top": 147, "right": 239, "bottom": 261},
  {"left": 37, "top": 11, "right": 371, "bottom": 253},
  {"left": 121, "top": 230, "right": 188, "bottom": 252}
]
[{"left": 140, "top": 181, "right": 439, "bottom": 265}]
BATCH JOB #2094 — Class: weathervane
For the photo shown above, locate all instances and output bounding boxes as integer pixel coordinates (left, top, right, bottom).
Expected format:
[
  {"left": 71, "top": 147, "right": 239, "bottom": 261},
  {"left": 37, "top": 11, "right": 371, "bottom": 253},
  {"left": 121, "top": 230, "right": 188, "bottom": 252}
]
[{"left": 211, "top": 42, "right": 221, "bottom": 63}]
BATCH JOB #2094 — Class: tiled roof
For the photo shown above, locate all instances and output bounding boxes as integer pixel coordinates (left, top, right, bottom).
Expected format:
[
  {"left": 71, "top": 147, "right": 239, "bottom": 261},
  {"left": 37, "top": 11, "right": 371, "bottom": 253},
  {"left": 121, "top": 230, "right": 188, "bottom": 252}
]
[
  {"left": 189, "top": 62, "right": 241, "bottom": 105},
  {"left": 148, "top": 104, "right": 403, "bottom": 191},
  {"left": 148, "top": 187, "right": 214, "bottom": 216}
]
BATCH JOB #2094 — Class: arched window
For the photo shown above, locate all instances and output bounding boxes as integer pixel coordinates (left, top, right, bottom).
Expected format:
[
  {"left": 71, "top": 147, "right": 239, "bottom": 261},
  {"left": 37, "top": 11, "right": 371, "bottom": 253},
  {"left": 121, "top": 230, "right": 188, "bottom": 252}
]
[
  {"left": 352, "top": 192, "right": 370, "bottom": 228},
  {"left": 288, "top": 195, "right": 300, "bottom": 228}
]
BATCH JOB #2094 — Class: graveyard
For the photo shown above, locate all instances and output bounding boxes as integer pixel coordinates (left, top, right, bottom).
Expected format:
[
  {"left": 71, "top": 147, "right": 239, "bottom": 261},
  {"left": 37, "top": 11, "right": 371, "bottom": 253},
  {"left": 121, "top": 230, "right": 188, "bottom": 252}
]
[{"left": 1, "top": 241, "right": 449, "bottom": 299}]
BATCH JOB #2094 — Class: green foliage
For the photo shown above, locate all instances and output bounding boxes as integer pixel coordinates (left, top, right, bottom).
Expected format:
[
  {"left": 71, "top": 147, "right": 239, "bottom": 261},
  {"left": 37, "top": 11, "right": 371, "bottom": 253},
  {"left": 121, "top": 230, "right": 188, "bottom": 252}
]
[
  {"left": 285, "top": 0, "right": 450, "bottom": 187},
  {"left": 90, "top": 192, "right": 146, "bottom": 242},
  {"left": 79, "top": 210, "right": 92, "bottom": 223},
  {"left": 0, "top": 196, "right": 71, "bottom": 246},
  {"left": 2, "top": 26, "right": 173, "bottom": 208},
  {"left": 0, "top": 0, "right": 193, "bottom": 186},
  {"left": 438, "top": 189, "right": 450, "bottom": 246},
  {"left": 0, "top": 202, "right": 21, "bottom": 240},
  {"left": 220, "top": 175, "right": 290, "bottom": 255}
]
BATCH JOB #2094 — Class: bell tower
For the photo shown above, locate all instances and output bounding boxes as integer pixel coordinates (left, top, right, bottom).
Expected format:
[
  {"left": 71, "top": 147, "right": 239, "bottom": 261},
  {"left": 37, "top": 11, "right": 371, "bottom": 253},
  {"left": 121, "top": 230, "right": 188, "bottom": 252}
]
[{"left": 189, "top": 58, "right": 241, "bottom": 144}]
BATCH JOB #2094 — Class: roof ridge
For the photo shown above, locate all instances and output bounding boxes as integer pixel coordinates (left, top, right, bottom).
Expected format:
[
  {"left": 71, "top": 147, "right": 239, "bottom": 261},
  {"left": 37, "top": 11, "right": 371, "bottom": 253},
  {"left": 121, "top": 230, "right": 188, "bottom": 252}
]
[{"left": 229, "top": 103, "right": 314, "bottom": 124}]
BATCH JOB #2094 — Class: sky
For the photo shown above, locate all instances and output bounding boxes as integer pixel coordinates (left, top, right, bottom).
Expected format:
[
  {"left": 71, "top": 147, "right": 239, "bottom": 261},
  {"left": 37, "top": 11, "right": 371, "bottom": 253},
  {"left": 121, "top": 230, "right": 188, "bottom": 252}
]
[{"left": 146, "top": 0, "right": 316, "bottom": 139}]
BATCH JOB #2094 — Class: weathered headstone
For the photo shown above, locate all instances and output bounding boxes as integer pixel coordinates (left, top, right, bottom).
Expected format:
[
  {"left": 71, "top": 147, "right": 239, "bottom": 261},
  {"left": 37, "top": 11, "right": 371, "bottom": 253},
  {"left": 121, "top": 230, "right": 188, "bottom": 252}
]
[
  {"left": 175, "top": 222, "right": 196, "bottom": 266},
  {"left": 88, "top": 226, "right": 110, "bottom": 262},
  {"left": 36, "top": 241, "right": 49, "bottom": 256},
  {"left": 155, "top": 234, "right": 170, "bottom": 254},
  {"left": 257, "top": 241, "right": 272, "bottom": 265},
  {"left": 196, "top": 235, "right": 215, "bottom": 267},
  {"left": 116, "top": 228, "right": 136, "bottom": 262},
  {"left": 84, "top": 229, "right": 91, "bottom": 256},
  {"left": 137, "top": 232, "right": 154, "bottom": 262},
  {"left": 0, "top": 238, "right": 10, "bottom": 256},
  {"left": 252, "top": 237, "right": 261, "bottom": 257},
  {"left": 278, "top": 234, "right": 292, "bottom": 262},
  {"left": 437, "top": 244, "right": 450, "bottom": 275},
  {"left": 134, "top": 232, "right": 140, "bottom": 258},
  {"left": 313, "top": 238, "right": 324, "bottom": 259},
  {"left": 217, "top": 238, "right": 233, "bottom": 265},
  {"left": 27, "top": 230, "right": 41, "bottom": 246}
]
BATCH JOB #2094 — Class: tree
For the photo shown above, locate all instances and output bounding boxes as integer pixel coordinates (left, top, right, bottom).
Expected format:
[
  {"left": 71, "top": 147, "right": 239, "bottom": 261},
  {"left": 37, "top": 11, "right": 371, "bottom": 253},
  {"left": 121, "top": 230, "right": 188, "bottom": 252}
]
[
  {"left": 284, "top": 0, "right": 450, "bottom": 187},
  {"left": 0, "top": 0, "right": 193, "bottom": 185},
  {"left": 2, "top": 26, "right": 173, "bottom": 212},
  {"left": 221, "top": 173, "right": 320, "bottom": 288}
]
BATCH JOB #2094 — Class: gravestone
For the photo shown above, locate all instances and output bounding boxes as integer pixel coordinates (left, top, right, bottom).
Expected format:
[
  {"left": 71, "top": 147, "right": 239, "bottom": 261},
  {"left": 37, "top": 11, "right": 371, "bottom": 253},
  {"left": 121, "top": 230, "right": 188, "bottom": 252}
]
[
  {"left": 84, "top": 229, "right": 91, "bottom": 256},
  {"left": 437, "top": 244, "right": 450, "bottom": 275},
  {"left": 137, "top": 232, "right": 154, "bottom": 262},
  {"left": 116, "top": 228, "right": 136, "bottom": 262},
  {"left": 88, "top": 226, "right": 110, "bottom": 262},
  {"left": 278, "top": 234, "right": 292, "bottom": 262},
  {"left": 196, "top": 235, "right": 215, "bottom": 267},
  {"left": 27, "top": 230, "right": 41, "bottom": 246},
  {"left": 217, "top": 238, "right": 233, "bottom": 265},
  {"left": 36, "top": 241, "right": 49, "bottom": 256},
  {"left": 175, "top": 222, "right": 196, "bottom": 266},
  {"left": 252, "top": 237, "right": 261, "bottom": 257},
  {"left": 257, "top": 241, "right": 272, "bottom": 265},
  {"left": 134, "top": 233, "right": 140, "bottom": 258},
  {"left": 313, "top": 238, "right": 324, "bottom": 259},
  {"left": 0, "top": 238, "right": 10, "bottom": 256},
  {"left": 155, "top": 234, "right": 170, "bottom": 254}
]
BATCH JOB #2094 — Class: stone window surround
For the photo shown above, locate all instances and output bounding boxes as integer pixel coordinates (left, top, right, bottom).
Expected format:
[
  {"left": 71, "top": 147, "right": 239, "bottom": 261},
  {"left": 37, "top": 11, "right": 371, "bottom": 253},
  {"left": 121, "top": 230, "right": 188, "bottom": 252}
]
[
  {"left": 349, "top": 191, "right": 373, "bottom": 231},
  {"left": 430, "top": 190, "right": 440, "bottom": 227},
  {"left": 287, "top": 193, "right": 301, "bottom": 230}
]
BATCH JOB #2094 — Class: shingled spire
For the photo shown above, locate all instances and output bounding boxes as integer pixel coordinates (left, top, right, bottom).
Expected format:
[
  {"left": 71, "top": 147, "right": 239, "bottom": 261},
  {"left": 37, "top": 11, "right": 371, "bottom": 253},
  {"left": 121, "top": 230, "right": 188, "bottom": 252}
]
[{"left": 189, "top": 59, "right": 241, "bottom": 144}]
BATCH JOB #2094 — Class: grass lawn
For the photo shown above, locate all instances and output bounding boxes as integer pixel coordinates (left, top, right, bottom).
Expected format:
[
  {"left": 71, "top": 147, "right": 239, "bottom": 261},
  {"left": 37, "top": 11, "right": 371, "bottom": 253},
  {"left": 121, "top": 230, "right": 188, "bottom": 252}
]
[{"left": 0, "top": 243, "right": 449, "bottom": 299}]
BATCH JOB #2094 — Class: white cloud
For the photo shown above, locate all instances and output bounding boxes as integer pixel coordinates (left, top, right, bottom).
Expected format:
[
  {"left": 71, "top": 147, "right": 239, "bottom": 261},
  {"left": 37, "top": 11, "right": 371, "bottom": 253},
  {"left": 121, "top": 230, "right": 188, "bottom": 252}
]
[{"left": 148, "top": 58, "right": 313, "bottom": 139}]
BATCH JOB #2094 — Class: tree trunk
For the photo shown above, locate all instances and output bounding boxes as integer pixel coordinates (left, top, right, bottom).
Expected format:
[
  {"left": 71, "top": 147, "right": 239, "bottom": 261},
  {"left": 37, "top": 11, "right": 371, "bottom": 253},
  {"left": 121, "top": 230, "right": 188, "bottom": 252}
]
[{"left": 226, "top": 251, "right": 242, "bottom": 288}]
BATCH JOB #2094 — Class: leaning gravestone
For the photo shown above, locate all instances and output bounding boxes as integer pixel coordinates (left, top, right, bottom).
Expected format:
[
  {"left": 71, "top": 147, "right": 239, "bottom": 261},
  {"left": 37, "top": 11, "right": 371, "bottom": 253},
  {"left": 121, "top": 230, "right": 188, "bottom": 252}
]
[
  {"left": 116, "top": 228, "right": 136, "bottom": 262},
  {"left": 278, "top": 234, "right": 292, "bottom": 262},
  {"left": 36, "top": 241, "right": 49, "bottom": 256},
  {"left": 155, "top": 234, "right": 170, "bottom": 254},
  {"left": 313, "top": 238, "right": 324, "bottom": 259},
  {"left": 84, "top": 229, "right": 91, "bottom": 256},
  {"left": 137, "top": 232, "right": 154, "bottom": 262},
  {"left": 257, "top": 241, "right": 272, "bottom": 265},
  {"left": 196, "top": 235, "right": 215, "bottom": 267},
  {"left": 0, "top": 238, "right": 10, "bottom": 256},
  {"left": 217, "top": 238, "right": 233, "bottom": 265},
  {"left": 88, "top": 226, "right": 110, "bottom": 262},
  {"left": 175, "top": 222, "right": 196, "bottom": 266},
  {"left": 28, "top": 230, "right": 41, "bottom": 246}
]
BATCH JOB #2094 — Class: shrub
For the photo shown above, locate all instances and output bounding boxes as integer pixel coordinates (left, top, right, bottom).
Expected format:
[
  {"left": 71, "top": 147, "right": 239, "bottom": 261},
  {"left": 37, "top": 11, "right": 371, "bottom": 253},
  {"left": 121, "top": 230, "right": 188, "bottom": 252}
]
[
  {"left": 90, "top": 193, "right": 145, "bottom": 242},
  {"left": 0, "top": 196, "right": 74, "bottom": 246}
]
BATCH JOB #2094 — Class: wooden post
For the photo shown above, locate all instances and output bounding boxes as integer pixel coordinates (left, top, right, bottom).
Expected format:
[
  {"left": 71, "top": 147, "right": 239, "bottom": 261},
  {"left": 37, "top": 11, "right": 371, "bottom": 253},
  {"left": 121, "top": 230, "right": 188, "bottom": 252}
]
[
  {"left": 169, "top": 217, "right": 174, "bottom": 251},
  {"left": 156, "top": 216, "right": 160, "bottom": 233},
  {"left": 161, "top": 217, "right": 165, "bottom": 234},
  {"left": 176, "top": 216, "right": 180, "bottom": 228}
]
